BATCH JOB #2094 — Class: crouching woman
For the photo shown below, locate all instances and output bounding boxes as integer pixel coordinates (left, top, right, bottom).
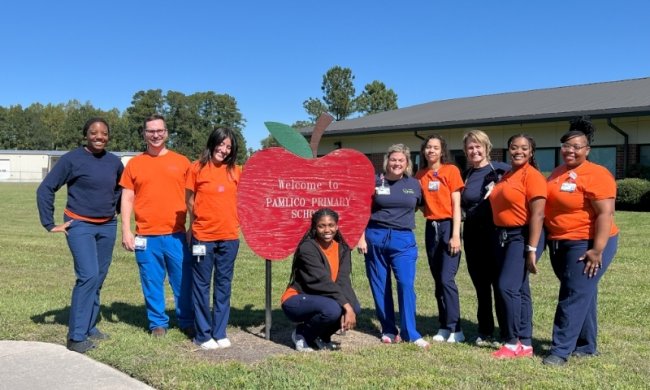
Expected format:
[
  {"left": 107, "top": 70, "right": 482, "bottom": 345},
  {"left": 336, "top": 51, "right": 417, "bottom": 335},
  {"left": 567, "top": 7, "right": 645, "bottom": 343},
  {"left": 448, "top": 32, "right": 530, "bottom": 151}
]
[{"left": 281, "top": 208, "right": 360, "bottom": 351}]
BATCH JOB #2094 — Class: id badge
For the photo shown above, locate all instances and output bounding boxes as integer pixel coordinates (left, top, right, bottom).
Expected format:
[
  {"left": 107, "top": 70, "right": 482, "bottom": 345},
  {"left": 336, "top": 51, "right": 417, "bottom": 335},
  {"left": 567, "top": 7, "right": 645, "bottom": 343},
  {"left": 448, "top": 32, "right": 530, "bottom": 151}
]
[
  {"left": 428, "top": 181, "right": 440, "bottom": 191},
  {"left": 192, "top": 244, "right": 207, "bottom": 256},
  {"left": 134, "top": 236, "right": 147, "bottom": 250},
  {"left": 560, "top": 182, "right": 576, "bottom": 192},
  {"left": 376, "top": 186, "right": 390, "bottom": 195}
]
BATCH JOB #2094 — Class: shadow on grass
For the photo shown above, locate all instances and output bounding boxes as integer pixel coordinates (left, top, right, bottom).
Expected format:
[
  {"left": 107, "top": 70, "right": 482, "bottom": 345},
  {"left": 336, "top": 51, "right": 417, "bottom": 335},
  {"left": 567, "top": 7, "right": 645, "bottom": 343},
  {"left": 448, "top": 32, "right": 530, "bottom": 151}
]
[
  {"left": 31, "top": 302, "right": 162, "bottom": 332},
  {"left": 31, "top": 302, "right": 553, "bottom": 355}
]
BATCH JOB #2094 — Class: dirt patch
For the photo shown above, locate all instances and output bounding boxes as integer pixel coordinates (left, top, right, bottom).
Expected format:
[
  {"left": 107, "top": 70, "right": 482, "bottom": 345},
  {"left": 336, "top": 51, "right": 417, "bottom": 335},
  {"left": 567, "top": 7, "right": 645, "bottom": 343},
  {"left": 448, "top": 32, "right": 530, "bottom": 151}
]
[{"left": 188, "top": 326, "right": 382, "bottom": 364}]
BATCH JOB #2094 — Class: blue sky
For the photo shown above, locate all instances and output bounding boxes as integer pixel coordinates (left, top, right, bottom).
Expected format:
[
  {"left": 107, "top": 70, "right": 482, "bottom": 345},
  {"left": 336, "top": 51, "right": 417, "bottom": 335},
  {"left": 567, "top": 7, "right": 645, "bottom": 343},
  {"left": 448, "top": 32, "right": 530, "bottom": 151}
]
[{"left": 1, "top": 1, "right": 649, "bottom": 150}]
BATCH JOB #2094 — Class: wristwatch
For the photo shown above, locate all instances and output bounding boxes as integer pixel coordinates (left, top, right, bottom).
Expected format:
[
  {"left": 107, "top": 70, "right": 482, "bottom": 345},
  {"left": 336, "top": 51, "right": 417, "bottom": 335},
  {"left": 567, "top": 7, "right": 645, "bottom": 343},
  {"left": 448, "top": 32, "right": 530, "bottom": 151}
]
[{"left": 525, "top": 245, "right": 537, "bottom": 252}]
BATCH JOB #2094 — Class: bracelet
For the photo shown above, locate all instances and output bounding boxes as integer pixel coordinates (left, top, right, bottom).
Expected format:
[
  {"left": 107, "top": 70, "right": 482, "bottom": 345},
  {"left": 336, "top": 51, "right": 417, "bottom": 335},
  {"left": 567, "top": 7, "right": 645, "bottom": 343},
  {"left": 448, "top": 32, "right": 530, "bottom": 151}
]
[{"left": 525, "top": 245, "right": 537, "bottom": 252}]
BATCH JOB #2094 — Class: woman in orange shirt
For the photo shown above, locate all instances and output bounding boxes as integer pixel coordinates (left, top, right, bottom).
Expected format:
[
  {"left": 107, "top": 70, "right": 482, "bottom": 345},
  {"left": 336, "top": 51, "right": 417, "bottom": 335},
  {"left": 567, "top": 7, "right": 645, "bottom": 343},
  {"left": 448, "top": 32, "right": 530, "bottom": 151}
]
[
  {"left": 415, "top": 135, "right": 465, "bottom": 343},
  {"left": 186, "top": 127, "right": 241, "bottom": 350},
  {"left": 542, "top": 118, "right": 618, "bottom": 366},
  {"left": 281, "top": 208, "right": 360, "bottom": 352},
  {"left": 488, "top": 134, "right": 546, "bottom": 359}
]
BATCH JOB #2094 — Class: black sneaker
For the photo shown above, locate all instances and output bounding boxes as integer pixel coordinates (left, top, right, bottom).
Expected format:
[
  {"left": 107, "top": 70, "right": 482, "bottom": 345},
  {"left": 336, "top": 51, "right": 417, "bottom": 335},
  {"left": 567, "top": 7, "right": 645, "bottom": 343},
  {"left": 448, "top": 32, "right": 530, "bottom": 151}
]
[
  {"left": 66, "top": 339, "right": 97, "bottom": 354},
  {"left": 88, "top": 330, "right": 110, "bottom": 341},
  {"left": 542, "top": 354, "right": 567, "bottom": 366},
  {"left": 181, "top": 326, "right": 196, "bottom": 339}
]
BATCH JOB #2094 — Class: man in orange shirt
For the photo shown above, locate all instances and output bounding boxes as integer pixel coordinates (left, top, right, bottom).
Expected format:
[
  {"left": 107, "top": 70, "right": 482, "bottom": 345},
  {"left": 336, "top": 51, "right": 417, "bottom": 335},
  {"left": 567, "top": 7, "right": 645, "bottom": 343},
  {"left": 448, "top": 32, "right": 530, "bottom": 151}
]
[{"left": 120, "top": 114, "right": 194, "bottom": 337}]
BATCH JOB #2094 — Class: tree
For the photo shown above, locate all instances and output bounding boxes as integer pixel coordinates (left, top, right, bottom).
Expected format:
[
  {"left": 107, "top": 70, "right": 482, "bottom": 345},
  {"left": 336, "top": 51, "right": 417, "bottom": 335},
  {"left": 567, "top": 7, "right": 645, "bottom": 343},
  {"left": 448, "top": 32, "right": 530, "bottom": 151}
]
[
  {"left": 355, "top": 80, "right": 398, "bottom": 115},
  {"left": 321, "top": 66, "right": 355, "bottom": 120},
  {"left": 302, "top": 98, "right": 328, "bottom": 123},
  {"left": 260, "top": 134, "right": 280, "bottom": 149},
  {"left": 123, "top": 89, "right": 165, "bottom": 151}
]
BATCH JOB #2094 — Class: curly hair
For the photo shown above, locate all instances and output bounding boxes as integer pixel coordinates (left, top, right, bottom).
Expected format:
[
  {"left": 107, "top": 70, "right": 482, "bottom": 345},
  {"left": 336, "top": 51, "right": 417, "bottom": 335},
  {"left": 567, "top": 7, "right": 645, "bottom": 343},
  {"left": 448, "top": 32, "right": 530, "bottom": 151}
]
[{"left": 562, "top": 116, "right": 595, "bottom": 145}]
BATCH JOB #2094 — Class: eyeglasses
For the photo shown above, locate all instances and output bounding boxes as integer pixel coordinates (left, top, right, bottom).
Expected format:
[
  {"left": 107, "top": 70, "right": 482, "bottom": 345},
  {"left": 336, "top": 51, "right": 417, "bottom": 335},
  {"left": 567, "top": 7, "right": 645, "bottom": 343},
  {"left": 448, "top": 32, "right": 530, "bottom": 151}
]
[
  {"left": 144, "top": 129, "right": 167, "bottom": 136},
  {"left": 560, "top": 142, "right": 589, "bottom": 151}
]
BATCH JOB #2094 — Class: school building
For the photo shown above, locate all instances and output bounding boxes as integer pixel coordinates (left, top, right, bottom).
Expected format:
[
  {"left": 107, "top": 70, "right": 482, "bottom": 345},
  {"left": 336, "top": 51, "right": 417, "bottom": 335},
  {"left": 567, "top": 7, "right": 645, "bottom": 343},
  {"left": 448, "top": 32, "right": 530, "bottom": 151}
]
[
  {"left": 307, "top": 77, "right": 650, "bottom": 178},
  {"left": 0, "top": 150, "right": 139, "bottom": 182}
]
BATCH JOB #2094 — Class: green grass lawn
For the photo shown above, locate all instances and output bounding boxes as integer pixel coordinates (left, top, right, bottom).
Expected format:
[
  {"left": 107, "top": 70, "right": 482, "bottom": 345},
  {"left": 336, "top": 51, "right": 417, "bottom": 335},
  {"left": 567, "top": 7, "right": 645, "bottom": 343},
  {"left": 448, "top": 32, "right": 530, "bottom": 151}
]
[{"left": 1, "top": 183, "right": 649, "bottom": 389}]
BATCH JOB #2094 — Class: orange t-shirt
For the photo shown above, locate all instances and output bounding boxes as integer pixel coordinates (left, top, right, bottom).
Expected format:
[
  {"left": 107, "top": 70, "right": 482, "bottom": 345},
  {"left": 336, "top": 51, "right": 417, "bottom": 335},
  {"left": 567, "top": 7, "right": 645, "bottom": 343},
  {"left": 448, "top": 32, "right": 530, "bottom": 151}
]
[
  {"left": 119, "top": 150, "right": 190, "bottom": 235},
  {"left": 545, "top": 161, "right": 619, "bottom": 240},
  {"left": 416, "top": 164, "right": 464, "bottom": 220},
  {"left": 186, "top": 161, "right": 241, "bottom": 241},
  {"left": 281, "top": 241, "right": 339, "bottom": 303},
  {"left": 489, "top": 163, "right": 547, "bottom": 227}
]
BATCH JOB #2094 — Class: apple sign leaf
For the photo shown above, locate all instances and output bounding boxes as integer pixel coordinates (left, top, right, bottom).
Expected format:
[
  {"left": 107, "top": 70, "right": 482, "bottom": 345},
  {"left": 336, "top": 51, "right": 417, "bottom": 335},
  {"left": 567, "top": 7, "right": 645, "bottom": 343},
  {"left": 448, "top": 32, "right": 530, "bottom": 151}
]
[
  {"left": 238, "top": 147, "right": 376, "bottom": 260},
  {"left": 264, "top": 121, "right": 313, "bottom": 158}
]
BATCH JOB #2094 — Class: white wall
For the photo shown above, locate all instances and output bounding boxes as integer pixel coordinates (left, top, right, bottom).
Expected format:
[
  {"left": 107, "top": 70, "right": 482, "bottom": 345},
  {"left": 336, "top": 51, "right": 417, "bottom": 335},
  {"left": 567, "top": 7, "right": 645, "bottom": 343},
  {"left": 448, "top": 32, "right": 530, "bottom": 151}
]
[
  {"left": 0, "top": 154, "right": 50, "bottom": 182},
  {"left": 317, "top": 116, "right": 650, "bottom": 155}
]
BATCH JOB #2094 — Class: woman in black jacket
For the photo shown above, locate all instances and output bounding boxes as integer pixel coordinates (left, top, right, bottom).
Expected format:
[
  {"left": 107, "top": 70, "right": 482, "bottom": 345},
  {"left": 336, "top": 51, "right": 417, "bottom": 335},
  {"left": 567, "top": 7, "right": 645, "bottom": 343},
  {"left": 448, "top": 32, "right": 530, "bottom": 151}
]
[{"left": 281, "top": 208, "right": 360, "bottom": 351}]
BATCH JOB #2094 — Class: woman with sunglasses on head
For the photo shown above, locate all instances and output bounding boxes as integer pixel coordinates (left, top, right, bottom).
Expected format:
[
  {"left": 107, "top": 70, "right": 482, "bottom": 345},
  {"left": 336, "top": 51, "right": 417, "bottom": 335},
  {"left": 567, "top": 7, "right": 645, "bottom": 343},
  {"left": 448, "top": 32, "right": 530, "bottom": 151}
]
[
  {"left": 488, "top": 134, "right": 546, "bottom": 359},
  {"left": 542, "top": 118, "right": 619, "bottom": 366}
]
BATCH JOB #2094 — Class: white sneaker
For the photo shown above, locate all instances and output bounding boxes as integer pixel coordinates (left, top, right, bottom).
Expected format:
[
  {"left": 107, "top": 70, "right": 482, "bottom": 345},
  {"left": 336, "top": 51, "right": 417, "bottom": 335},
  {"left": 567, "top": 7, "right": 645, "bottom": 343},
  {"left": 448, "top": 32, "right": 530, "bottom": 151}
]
[
  {"left": 291, "top": 329, "right": 314, "bottom": 352},
  {"left": 413, "top": 338, "right": 430, "bottom": 349},
  {"left": 447, "top": 331, "right": 465, "bottom": 343},
  {"left": 216, "top": 338, "right": 231, "bottom": 348},
  {"left": 432, "top": 329, "right": 451, "bottom": 342},
  {"left": 194, "top": 338, "right": 219, "bottom": 350},
  {"left": 314, "top": 338, "right": 339, "bottom": 351}
]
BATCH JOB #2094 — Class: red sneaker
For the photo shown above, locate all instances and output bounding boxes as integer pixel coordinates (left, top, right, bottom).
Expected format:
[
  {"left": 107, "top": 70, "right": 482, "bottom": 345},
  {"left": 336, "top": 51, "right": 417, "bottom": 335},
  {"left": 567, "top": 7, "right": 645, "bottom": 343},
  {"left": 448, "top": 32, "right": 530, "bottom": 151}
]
[
  {"left": 492, "top": 344, "right": 518, "bottom": 359},
  {"left": 492, "top": 342, "right": 533, "bottom": 359},
  {"left": 519, "top": 344, "right": 533, "bottom": 357}
]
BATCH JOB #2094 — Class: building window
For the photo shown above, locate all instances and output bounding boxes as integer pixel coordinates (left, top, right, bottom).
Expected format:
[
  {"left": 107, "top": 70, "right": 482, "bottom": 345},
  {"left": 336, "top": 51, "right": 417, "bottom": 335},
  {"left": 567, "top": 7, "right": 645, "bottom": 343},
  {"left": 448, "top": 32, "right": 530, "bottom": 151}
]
[
  {"left": 640, "top": 145, "right": 650, "bottom": 166},
  {"left": 535, "top": 148, "right": 556, "bottom": 174},
  {"left": 588, "top": 146, "right": 616, "bottom": 176},
  {"left": 411, "top": 151, "right": 421, "bottom": 172},
  {"left": 450, "top": 150, "right": 466, "bottom": 170}
]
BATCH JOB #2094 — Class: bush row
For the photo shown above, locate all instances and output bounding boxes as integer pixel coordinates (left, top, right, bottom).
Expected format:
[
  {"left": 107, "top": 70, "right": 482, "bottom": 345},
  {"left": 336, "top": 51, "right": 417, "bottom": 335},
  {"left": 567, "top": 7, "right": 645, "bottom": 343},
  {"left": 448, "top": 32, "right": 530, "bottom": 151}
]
[{"left": 616, "top": 178, "right": 650, "bottom": 211}]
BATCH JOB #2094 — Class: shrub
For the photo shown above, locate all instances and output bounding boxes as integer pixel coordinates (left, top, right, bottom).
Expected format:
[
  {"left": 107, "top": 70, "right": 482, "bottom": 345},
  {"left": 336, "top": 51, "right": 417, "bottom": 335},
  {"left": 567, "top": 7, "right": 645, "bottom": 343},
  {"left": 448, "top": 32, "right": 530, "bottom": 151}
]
[{"left": 616, "top": 178, "right": 650, "bottom": 211}]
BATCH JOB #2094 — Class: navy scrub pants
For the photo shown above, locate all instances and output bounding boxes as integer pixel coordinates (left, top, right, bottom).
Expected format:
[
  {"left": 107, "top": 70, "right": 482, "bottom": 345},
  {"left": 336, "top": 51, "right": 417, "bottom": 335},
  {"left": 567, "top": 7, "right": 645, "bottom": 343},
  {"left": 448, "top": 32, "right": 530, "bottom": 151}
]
[
  {"left": 282, "top": 294, "right": 361, "bottom": 343},
  {"left": 191, "top": 239, "right": 239, "bottom": 343},
  {"left": 64, "top": 216, "right": 117, "bottom": 342},
  {"left": 463, "top": 218, "right": 505, "bottom": 339},
  {"left": 425, "top": 219, "right": 462, "bottom": 333},
  {"left": 493, "top": 226, "right": 533, "bottom": 346},
  {"left": 364, "top": 225, "right": 422, "bottom": 341},
  {"left": 548, "top": 235, "right": 618, "bottom": 359}
]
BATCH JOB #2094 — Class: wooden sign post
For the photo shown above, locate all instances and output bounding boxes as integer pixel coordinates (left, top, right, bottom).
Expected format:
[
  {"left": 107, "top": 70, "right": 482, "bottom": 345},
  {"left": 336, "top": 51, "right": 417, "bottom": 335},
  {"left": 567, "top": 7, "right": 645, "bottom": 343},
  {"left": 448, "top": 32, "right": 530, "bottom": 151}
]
[{"left": 237, "top": 147, "right": 375, "bottom": 340}]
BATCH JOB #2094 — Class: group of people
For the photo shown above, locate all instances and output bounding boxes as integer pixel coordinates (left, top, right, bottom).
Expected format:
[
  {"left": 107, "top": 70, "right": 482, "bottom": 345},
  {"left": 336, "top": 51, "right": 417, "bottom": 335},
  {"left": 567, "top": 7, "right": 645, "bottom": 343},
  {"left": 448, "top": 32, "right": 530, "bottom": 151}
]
[
  {"left": 37, "top": 115, "right": 241, "bottom": 353},
  {"left": 37, "top": 115, "right": 618, "bottom": 367},
  {"left": 286, "top": 118, "right": 618, "bottom": 368}
]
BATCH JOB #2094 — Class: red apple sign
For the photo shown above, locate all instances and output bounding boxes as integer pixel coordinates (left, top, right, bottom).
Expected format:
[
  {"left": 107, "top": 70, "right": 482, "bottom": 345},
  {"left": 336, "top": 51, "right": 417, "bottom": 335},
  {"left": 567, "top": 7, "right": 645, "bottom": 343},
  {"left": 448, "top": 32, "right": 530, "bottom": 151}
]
[{"left": 238, "top": 147, "right": 375, "bottom": 260}]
